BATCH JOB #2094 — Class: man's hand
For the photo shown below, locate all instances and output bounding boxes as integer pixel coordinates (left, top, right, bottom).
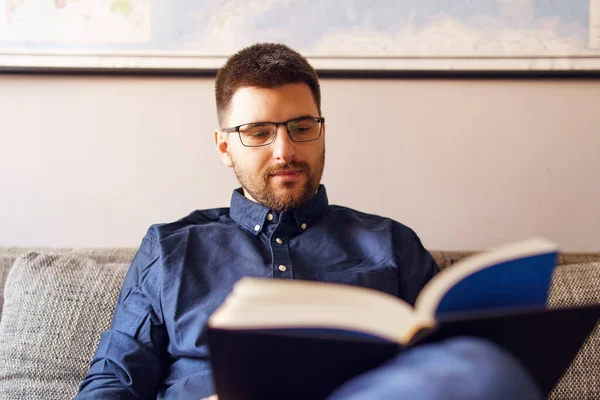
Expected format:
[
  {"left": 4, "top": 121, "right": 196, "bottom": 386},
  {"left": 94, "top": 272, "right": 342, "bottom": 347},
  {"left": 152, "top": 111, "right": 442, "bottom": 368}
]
[{"left": 200, "top": 396, "right": 218, "bottom": 400}]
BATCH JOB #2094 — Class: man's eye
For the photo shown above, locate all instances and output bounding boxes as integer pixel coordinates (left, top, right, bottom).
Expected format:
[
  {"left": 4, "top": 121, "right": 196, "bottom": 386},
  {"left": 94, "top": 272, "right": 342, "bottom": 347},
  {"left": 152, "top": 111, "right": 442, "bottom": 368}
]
[
  {"left": 240, "top": 124, "right": 272, "bottom": 138},
  {"left": 248, "top": 131, "right": 271, "bottom": 138},
  {"left": 289, "top": 121, "right": 313, "bottom": 132},
  {"left": 291, "top": 123, "right": 314, "bottom": 133}
]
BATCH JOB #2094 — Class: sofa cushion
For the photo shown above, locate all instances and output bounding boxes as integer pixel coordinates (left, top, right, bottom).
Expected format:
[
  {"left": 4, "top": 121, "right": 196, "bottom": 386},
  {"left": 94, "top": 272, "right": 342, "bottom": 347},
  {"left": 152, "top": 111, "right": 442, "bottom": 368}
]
[
  {"left": 0, "top": 252, "right": 128, "bottom": 400},
  {"left": 0, "top": 248, "right": 136, "bottom": 321},
  {"left": 1, "top": 249, "right": 70, "bottom": 318},
  {"left": 548, "top": 262, "right": 600, "bottom": 399},
  {"left": 0, "top": 256, "right": 13, "bottom": 317}
]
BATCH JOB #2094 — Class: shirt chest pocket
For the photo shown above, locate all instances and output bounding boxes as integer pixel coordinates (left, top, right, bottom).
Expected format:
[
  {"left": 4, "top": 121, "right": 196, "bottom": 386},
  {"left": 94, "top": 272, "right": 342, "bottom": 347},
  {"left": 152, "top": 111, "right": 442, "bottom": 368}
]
[{"left": 316, "top": 268, "right": 399, "bottom": 297}]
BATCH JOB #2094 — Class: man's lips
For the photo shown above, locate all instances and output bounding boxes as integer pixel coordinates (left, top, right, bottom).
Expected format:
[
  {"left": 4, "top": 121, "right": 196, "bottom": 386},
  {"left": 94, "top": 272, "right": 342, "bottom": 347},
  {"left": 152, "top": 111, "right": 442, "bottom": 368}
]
[{"left": 270, "top": 169, "right": 302, "bottom": 176}]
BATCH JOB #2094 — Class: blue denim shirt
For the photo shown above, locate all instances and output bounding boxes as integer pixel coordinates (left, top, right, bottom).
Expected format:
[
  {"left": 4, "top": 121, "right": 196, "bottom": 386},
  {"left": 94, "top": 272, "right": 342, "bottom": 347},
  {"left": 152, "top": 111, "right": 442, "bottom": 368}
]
[{"left": 76, "top": 185, "right": 439, "bottom": 400}]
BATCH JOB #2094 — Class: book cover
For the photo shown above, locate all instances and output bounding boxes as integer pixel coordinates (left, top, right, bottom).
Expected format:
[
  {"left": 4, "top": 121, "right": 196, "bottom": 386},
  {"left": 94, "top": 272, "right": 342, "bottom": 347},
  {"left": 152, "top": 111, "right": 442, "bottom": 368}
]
[{"left": 207, "top": 238, "right": 599, "bottom": 399}]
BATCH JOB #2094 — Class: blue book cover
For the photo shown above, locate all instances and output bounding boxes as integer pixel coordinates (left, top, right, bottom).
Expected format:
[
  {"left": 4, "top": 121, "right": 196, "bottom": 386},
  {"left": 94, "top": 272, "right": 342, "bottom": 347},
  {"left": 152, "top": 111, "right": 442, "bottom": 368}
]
[{"left": 413, "top": 238, "right": 560, "bottom": 317}]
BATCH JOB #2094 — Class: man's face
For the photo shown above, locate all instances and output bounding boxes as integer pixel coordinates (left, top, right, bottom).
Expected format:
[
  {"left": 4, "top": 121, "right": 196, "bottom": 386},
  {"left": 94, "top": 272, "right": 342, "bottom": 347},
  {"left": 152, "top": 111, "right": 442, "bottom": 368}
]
[{"left": 214, "top": 83, "right": 325, "bottom": 212}]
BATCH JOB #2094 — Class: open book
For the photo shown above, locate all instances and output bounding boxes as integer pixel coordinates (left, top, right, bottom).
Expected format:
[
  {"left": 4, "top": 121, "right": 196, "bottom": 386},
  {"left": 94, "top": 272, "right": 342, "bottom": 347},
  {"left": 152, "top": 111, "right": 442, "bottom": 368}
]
[{"left": 207, "top": 238, "right": 600, "bottom": 400}]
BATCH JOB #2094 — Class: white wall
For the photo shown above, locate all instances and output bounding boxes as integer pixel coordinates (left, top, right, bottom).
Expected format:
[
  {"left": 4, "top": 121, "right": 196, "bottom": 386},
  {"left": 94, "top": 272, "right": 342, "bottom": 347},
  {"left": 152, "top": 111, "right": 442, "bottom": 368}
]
[{"left": 1, "top": 75, "right": 599, "bottom": 251}]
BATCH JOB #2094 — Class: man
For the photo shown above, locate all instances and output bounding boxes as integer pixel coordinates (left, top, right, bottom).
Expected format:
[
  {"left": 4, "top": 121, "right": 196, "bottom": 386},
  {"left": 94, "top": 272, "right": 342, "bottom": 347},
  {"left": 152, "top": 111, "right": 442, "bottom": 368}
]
[{"left": 76, "top": 43, "right": 541, "bottom": 400}]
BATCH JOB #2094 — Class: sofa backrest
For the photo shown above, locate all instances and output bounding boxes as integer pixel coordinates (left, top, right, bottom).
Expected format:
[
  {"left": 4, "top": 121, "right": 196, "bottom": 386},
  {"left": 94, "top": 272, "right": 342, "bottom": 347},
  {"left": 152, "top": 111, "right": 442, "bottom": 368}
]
[{"left": 2, "top": 247, "right": 599, "bottom": 320}]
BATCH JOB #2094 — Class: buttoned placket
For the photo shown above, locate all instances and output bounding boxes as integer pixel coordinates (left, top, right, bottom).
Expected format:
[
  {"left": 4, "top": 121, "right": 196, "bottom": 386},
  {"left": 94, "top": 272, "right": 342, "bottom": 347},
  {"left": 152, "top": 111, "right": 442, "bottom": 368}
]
[{"left": 263, "top": 212, "right": 294, "bottom": 279}]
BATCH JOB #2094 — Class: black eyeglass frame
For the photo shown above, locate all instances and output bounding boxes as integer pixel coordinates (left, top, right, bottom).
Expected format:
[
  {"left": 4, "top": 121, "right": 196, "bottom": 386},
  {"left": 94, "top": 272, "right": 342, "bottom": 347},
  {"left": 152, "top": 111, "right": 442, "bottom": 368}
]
[{"left": 221, "top": 116, "right": 325, "bottom": 147}]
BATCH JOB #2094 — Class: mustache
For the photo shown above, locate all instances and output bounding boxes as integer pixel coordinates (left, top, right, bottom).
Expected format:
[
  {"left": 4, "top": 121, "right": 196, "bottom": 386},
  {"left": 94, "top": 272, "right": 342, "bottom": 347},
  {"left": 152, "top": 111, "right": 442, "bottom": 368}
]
[{"left": 264, "top": 162, "right": 309, "bottom": 176}]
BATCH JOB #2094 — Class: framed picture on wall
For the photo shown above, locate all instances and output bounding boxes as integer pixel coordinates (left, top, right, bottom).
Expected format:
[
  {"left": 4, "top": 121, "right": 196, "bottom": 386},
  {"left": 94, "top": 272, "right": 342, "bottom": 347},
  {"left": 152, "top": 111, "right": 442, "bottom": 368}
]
[{"left": 1, "top": 0, "right": 600, "bottom": 75}]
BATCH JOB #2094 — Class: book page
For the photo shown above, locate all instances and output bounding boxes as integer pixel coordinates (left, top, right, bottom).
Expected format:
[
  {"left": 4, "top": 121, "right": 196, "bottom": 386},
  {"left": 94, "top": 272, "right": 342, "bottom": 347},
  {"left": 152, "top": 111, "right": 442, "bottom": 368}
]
[{"left": 209, "top": 278, "right": 435, "bottom": 344}]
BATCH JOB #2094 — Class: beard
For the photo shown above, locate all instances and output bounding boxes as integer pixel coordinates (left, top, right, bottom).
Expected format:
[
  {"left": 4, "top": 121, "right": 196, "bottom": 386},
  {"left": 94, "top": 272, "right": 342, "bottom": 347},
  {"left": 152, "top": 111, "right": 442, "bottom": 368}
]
[{"left": 231, "top": 150, "right": 325, "bottom": 213}]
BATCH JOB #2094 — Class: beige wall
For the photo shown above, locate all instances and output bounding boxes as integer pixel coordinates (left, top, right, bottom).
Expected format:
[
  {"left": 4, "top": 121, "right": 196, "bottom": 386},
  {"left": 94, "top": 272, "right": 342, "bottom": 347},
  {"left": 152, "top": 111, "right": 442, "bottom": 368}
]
[{"left": 0, "top": 75, "right": 598, "bottom": 251}]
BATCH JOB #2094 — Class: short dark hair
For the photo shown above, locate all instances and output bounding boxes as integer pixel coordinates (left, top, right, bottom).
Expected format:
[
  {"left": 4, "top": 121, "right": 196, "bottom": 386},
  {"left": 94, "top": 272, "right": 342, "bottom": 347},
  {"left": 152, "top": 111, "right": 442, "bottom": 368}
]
[{"left": 215, "top": 43, "right": 321, "bottom": 127}]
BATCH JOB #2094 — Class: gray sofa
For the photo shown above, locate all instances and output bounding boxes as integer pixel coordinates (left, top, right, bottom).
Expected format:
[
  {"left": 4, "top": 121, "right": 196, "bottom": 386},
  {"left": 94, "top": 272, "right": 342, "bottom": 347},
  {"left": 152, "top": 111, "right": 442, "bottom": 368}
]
[{"left": 0, "top": 247, "right": 598, "bottom": 399}]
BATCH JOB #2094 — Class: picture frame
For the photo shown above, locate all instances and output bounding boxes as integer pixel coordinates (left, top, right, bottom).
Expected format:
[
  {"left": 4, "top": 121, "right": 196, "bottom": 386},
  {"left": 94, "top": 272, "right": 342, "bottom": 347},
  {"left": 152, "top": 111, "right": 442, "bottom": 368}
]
[{"left": 2, "top": 0, "right": 600, "bottom": 76}]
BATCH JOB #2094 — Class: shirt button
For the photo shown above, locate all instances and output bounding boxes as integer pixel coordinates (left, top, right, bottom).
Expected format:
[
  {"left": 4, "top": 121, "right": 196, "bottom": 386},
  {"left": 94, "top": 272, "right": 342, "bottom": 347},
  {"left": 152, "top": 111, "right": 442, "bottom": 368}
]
[
  {"left": 275, "top": 238, "right": 283, "bottom": 244},
  {"left": 266, "top": 213, "right": 273, "bottom": 221},
  {"left": 254, "top": 224, "right": 261, "bottom": 232},
  {"left": 278, "top": 265, "right": 287, "bottom": 272},
  {"left": 301, "top": 223, "right": 307, "bottom": 230}
]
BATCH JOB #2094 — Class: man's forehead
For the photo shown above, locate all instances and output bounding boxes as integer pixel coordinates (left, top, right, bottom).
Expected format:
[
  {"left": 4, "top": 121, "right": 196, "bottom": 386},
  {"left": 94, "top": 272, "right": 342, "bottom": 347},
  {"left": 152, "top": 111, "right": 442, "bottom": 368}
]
[
  {"left": 231, "top": 83, "right": 310, "bottom": 98},
  {"left": 225, "top": 83, "right": 318, "bottom": 126}
]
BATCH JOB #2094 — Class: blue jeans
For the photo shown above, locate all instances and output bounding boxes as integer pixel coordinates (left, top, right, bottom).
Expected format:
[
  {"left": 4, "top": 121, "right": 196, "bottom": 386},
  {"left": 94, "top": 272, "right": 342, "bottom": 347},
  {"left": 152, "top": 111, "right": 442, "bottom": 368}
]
[{"left": 327, "top": 337, "right": 543, "bottom": 400}]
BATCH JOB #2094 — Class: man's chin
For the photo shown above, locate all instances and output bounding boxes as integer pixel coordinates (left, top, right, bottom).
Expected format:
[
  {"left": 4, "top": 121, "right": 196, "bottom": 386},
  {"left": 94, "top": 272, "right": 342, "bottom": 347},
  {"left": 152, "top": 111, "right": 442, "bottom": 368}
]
[
  {"left": 270, "top": 184, "right": 304, "bottom": 203},
  {"left": 268, "top": 178, "right": 304, "bottom": 191},
  {"left": 264, "top": 185, "right": 312, "bottom": 211}
]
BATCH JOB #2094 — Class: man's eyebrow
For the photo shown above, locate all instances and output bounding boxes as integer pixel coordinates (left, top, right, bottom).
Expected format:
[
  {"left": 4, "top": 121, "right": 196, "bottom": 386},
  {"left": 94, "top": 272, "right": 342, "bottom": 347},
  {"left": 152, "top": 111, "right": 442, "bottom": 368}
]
[
  {"left": 246, "top": 121, "right": 271, "bottom": 126},
  {"left": 285, "top": 115, "right": 318, "bottom": 122},
  {"left": 246, "top": 115, "right": 318, "bottom": 125}
]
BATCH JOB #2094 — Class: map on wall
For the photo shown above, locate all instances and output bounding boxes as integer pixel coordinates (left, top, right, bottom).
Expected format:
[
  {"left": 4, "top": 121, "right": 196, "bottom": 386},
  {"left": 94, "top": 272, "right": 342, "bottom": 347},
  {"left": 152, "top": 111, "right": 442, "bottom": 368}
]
[{"left": 1, "top": 0, "right": 600, "bottom": 71}]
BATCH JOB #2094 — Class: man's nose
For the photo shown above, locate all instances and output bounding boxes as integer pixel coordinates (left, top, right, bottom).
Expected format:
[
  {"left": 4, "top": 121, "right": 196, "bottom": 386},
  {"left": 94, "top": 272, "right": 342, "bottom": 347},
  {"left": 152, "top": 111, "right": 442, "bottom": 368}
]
[{"left": 272, "top": 125, "right": 296, "bottom": 163}]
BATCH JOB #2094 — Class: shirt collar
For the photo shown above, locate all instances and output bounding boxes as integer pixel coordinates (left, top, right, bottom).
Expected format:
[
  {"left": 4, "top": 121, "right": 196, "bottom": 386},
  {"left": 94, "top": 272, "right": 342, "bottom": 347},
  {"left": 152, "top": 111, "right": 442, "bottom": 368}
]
[{"left": 229, "top": 185, "right": 329, "bottom": 235}]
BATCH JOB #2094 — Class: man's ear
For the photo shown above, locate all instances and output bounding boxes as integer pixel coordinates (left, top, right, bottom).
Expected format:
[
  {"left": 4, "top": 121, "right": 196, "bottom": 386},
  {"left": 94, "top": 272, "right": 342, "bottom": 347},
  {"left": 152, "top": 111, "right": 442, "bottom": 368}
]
[{"left": 214, "top": 129, "right": 233, "bottom": 168}]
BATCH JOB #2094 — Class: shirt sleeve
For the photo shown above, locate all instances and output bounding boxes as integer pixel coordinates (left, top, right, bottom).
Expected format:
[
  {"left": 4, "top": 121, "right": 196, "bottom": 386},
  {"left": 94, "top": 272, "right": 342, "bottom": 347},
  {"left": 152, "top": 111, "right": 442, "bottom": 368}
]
[
  {"left": 393, "top": 223, "right": 440, "bottom": 306},
  {"left": 75, "top": 227, "right": 168, "bottom": 400}
]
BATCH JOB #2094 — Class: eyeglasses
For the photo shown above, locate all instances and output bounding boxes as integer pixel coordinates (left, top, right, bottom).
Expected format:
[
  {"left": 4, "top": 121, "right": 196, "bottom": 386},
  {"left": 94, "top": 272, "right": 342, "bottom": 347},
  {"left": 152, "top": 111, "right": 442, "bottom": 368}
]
[{"left": 222, "top": 116, "right": 325, "bottom": 147}]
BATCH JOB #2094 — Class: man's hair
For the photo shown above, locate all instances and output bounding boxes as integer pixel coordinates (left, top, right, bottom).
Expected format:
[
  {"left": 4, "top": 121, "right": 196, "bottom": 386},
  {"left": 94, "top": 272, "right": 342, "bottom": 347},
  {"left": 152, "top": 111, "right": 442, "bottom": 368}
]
[{"left": 215, "top": 43, "right": 321, "bottom": 127}]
